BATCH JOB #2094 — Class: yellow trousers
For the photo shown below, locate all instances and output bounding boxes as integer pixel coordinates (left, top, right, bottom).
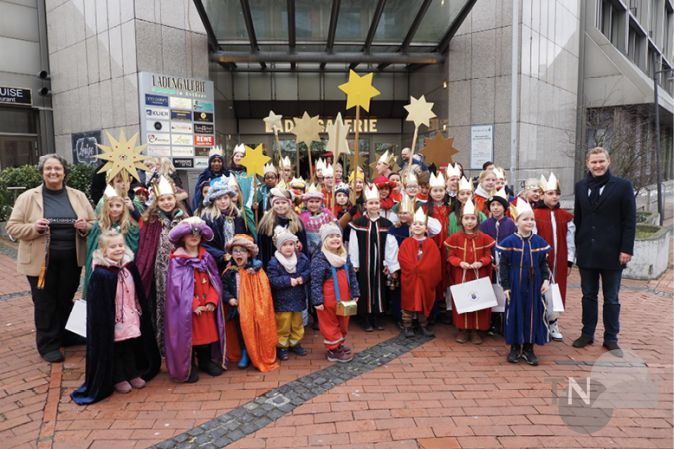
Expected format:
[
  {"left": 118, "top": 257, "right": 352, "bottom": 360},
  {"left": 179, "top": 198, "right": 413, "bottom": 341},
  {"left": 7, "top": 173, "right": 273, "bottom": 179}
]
[{"left": 275, "top": 312, "right": 305, "bottom": 348}]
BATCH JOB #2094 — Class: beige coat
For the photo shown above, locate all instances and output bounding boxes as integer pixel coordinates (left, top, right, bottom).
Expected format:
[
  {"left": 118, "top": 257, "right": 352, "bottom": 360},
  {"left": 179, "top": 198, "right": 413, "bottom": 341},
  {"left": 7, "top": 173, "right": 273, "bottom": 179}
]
[{"left": 7, "top": 185, "right": 96, "bottom": 276}]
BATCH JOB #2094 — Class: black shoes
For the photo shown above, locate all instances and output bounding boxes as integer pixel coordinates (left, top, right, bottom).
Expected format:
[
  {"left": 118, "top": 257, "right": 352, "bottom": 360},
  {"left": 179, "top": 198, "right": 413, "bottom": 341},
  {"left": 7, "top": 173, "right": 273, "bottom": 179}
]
[
  {"left": 195, "top": 346, "right": 224, "bottom": 376},
  {"left": 403, "top": 327, "right": 415, "bottom": 338},
  {"left": 419, "top": 326, "right": 434, "bottom": 337},
  {"left": 572, "top": 335, "right": 594, "bottom": 348},
  {"left": 290, "top": 344, "right": 307, "bottom": 356},
  {"left": 42, "top": 350, "right": 65, "bottom": 363},
  {"left": 507, "top": 345, "right": 521, "bottom": 363},
  {"left": 277, "top": 347, "right": 289, "bottom": 361},
  {"left": 520, "top": 344, "right": 539, "bottom": 366},
  {"left": 602, "top": 341, "right": 623, "bottom": 357}
]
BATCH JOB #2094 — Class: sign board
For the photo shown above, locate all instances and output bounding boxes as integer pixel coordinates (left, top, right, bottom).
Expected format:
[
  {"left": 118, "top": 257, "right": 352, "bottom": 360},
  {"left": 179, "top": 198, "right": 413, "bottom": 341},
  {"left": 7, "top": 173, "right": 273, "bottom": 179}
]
[
  {"left": 470, "top": 124, "right": 493, "bottom": 169},
  {"left": 0, "top": 86, "right": 32, "bottom": 106},
  {"left": 138, "top": 72, "right": 215, "bottom": 169},
  {"left": 71, "top": 130, "right": 102, "bottom": 165}
]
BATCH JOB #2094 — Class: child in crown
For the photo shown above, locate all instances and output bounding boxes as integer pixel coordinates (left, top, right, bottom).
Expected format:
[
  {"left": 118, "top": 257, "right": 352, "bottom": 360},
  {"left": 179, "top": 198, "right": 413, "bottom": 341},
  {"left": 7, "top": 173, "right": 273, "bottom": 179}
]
[{"left": 498, "top": 198, "right": 551, "bottom": 365}]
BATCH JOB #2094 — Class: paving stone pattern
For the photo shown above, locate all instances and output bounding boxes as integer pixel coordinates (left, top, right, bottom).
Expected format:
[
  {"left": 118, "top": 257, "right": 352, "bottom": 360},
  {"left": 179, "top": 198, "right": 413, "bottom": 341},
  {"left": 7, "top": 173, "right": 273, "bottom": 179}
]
[{"left": 151, "top": 335, "right": 433, "bottom": 449}]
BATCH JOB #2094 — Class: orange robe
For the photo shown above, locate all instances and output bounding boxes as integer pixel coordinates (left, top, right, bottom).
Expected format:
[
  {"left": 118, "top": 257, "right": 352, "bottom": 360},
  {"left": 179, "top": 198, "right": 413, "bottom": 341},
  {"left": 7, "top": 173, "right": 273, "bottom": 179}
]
[{"left": 445, "top": 231, "right": 495, "bottom": 330}]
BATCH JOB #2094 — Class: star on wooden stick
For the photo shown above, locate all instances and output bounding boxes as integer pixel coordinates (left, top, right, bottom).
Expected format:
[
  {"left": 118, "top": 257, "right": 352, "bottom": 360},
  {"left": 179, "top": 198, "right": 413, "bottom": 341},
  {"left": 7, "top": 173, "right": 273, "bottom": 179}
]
[
  {"left": 326, "top": 112, "right": 350, "bottom": 157},
  {"left": 404, "top": 95, "right": 436, "bottom": 128},
  {"left": 263, "top": 110, "right": 283, "bottom": 133},
  {"left": 292, "top": 112, "right": 322, "bottom": 146},
  {"left": 96, "top": 129, "right": 148, "bottom": 183},
  {"left": 338, "top": 70, "right": 381, "bottom": 112},
  {"left": 240, "top": 144, "right": 271, "bottom": 177},
  {"left": 421, "top": 133, "right": 460, "bottom": 167}
]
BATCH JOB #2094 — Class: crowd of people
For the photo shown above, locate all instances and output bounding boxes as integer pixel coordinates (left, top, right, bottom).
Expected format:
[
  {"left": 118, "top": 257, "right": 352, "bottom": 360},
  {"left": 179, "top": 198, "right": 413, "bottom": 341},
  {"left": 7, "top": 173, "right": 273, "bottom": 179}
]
[{"left": 6, "top": 144, "right": 636, "bottom": 405}]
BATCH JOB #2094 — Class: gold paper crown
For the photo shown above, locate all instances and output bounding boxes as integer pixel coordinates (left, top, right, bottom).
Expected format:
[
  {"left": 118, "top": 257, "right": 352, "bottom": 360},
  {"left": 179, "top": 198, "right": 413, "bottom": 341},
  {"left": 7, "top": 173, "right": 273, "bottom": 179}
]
[
  {"left": 277, "top": 179, "right": 288, "bottom": 190},
  {"left": 103, "top": 184, "right": 122, "bottom": 200},
  {"left": 306, "top": 183, "right": 321, "bottom": 195},
  {"left": 152, "top": 175, "right": 176, "bottom": 197},
  {"left": 377, "top": 150, "right": 395, "bottom": 166},
  {"left": 494, "top": 188, "right": 508, "bottom": 200},
  {"left": 429, "top": 171, "right": 445, "bottom": 188},
  {"left": 289, "top": 176, "right": 306, "bottom": 189},
  {"left": 280, "top": 156, "right": 292, "bottom": 169},
  {"left": 524, "top": 178, "right": 541, "bottom": 191},
  {"left": 458, "top": 176, "right": 473, "bottom": 192},
  {"left": 413, "top": 206, "right": 427, "bottom": 224},
  {"left": 399, "top": 194, "right": 416, "bottom": 215},
  {"left": 462, "top": 198, "right": 477, "bottom": 216},
  {"left": 405, "top": 171, "right": 418, "bottom": 186},
  {"left": 348, "top": 168, "right": 365, "bottom": 182},
  {"left": 540, "top": 172, "right": 559, "bottom": 192},
  {"left": 363, "top": 183, "right": 379, "bottom": 201},
  {"left": 233, "top": 144, "right": 246, "bottom": 156},
  {"left": 445, "top": 163, "right": 461, "bottom": 179},
  {"left": 510, "top": 197, "right": 534, "bottom": 220},
  {"left": 264, "top": 163, "right": 277, "bottom": 174},
  {"left": 209, "top": 146, "right": 224, "bottom": 159},
  {"left": 493, "top": 167, "right": 506, "bottom": 180},
  {"left": 323, "top": 163, "right": 334, "bottom": 178}
]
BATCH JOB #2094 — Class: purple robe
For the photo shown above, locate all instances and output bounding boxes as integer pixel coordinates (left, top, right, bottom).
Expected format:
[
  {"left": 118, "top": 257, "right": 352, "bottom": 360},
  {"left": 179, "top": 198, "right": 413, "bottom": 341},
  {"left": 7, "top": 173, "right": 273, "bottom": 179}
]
[
  {"left": 137, "top": 219, "right": 163, "bottom": 299},
  {"left": 165, "top": 250, "right": 226, "bottom": 382}
]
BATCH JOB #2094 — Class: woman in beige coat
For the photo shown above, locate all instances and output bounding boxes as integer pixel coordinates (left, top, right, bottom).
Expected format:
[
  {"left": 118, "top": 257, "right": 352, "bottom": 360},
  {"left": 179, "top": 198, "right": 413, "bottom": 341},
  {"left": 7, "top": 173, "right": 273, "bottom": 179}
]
[{"left": 7, "top": 154, "right": 95, "bottom": 363}]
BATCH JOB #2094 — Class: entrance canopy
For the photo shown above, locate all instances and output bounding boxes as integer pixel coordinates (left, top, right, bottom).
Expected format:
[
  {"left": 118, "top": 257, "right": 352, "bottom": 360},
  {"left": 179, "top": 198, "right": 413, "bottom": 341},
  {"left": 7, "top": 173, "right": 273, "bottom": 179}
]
[{"left": 195, "top": 0, "right": 476, "bottom": 72}]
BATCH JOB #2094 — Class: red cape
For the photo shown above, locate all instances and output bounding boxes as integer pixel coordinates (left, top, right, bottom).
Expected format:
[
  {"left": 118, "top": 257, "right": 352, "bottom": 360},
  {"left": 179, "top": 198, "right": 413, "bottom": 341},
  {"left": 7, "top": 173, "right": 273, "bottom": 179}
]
[{"left": 398, "top": 237, "right": 442, "bottom": 317}]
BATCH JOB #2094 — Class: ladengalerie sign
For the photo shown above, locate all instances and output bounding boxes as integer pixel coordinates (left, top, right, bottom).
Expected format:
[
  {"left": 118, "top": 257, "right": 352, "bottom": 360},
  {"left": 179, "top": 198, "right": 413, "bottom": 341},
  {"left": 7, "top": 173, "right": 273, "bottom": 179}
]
[{"left": 0, "top": 86, "right": 32, "bottom": 106}]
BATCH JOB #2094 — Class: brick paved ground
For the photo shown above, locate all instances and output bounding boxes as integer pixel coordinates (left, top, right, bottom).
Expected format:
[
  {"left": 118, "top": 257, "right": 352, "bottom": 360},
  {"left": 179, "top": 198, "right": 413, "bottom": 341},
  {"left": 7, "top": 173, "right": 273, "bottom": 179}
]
[{"left": 0, "top": 236, "right": 672, "bottom": 449}]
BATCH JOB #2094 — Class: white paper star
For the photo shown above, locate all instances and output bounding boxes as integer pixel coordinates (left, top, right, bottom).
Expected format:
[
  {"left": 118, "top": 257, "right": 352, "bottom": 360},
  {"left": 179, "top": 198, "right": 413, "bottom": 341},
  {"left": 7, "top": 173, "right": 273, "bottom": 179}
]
[
  {"left": 326, "top": 112, "right": 350, "bottom": 157},
  {"left": 263, "top": 110, "right": 283, "bottom": 133},
  {"left": 404, "top": 95, "right": 436, "bottom": 128}
]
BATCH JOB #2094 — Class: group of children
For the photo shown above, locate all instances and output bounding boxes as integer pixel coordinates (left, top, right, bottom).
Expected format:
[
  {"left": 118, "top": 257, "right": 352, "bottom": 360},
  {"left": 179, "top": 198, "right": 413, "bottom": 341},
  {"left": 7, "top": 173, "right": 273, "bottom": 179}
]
[{"left": 71, "top": 149, "right": 575, "bottom": 405}]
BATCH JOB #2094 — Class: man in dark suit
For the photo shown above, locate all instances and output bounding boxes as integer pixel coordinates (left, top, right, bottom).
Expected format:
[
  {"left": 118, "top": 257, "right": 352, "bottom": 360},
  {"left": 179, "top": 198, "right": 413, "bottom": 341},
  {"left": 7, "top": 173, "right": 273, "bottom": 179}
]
[{"left": 572, "top": 147, "right": 636, "bottom": 357}]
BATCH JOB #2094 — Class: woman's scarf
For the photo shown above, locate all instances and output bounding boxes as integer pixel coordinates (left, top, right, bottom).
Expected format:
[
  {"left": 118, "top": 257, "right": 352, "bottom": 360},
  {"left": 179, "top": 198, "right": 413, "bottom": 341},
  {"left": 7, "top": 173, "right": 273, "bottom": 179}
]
[
  {"left": 321, "top": 242, "right": 347, "bottom": 268},
  {"left": 274, "top": 250, "right": 297, "bottom": 273}
]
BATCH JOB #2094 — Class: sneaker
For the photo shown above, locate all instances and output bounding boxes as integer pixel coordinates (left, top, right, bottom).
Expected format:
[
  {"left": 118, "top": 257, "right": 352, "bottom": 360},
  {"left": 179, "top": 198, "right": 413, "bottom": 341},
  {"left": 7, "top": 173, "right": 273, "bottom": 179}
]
[
  {"left": 42, "top": 350, "right": 65, "bottom": 363},
  {"left": 419, "top": 326, "right": 434, "bottom": 337},
  {"left": 507, "top": 345, "right": 521, "bottom": 363},
  {"left": 129, "top": 377, "right": 146, "bottom": 389},
  {"left": 364, "top": 325, "right": 374, "bottom": 332},
  {"left": 340, "top": 344, "right": 353, "bottom": 355},
  {"left": 455, "top": 330, "right": 468, "bottom": 344},
  {"left": 548, "top": 321, "right": 563, "bottom": 341},
  {"left": 602, "top": 341, "right": 623, "bottom": 357},
  {"left": 327, "top": 347, "right": 353, "bottom": 363},
  {"left": 521, "top": 345, "right": 539, "bottom": 366},
  {"left": 403, "top": 327, "right": 415, "bottom": 338},
  {"left": 290, "top": 344, "right": 308, "bottom": 356},
  {"left": 572, "top": 334, "right": 594, "bottom": 348},
  {"left": 471, "top": 331, "right": 483, "bottom": 345},
  {"left": 277, "top": 347, "right": 289, "bottom": 361},
  {"left": 114, "top": 381, "right": 132, "bottom": 393}
]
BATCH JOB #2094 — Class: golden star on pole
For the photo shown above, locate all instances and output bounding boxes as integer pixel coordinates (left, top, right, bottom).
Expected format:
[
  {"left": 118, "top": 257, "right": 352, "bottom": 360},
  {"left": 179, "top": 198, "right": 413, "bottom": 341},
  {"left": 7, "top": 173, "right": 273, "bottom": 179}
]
[
  {"left": 338, "top": 70, "right": 381, "bottom": 112},
  {"left": 404, "top": 95, "right": 436, "bottom": 128},
  {"left": 96, "top": 129, "right": 148, "bottom": 183},
  {"left": 421, "top": 133, "right": 460, "bottom": 167},
  {"left": 326, "top": 112, "right": 350, "bottom": 157},
  {"left": 263, "top": 110, "right": 283, "bottom": 133},
  {"left": 240, "top": 144, "right": 271, "bottom": 178},
  {"left": 292, "top": 111, "right": 322, "bottom": 146}
]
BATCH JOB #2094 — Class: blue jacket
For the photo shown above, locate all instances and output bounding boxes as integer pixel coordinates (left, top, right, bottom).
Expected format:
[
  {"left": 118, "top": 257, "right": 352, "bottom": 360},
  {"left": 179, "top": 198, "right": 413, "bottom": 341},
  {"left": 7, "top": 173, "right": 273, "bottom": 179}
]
[
  {"left": 309, "top": 251, "right": 360, "bottom": 307},
  {"left": 267, "top": 253, "right": 311, "bottom": 312}
]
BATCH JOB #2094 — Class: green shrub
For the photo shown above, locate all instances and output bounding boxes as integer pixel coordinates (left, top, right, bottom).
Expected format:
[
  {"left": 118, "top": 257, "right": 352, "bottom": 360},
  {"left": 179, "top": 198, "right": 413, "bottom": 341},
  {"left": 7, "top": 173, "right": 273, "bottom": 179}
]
[
  {"left": 0, "top": 165, "right": 42, "bottom": 221},
  {"left": 66, "top": 163, "right": 96, "bottom": 202}
]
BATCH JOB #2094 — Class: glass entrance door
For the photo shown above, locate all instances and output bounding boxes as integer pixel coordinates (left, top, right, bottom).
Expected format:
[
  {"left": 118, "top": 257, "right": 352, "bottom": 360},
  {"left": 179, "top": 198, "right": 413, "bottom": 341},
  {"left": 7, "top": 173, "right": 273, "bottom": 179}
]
[{"left": 0, "top": 135, "right": 38, "bottom": 169}]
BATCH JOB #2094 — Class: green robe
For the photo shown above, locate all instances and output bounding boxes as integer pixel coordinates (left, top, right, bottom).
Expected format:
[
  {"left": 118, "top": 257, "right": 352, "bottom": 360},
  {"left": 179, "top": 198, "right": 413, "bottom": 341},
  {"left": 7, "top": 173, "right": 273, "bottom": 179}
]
[{"left": 83, "top": 222, "right": 139, "bottom": 299}]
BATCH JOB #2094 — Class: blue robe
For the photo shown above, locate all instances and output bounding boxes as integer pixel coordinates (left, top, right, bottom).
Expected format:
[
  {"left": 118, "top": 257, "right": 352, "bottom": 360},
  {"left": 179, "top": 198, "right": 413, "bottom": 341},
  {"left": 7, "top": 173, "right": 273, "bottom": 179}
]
[{"left": 497, "top": 233, "right": 550, "bottom": 346}]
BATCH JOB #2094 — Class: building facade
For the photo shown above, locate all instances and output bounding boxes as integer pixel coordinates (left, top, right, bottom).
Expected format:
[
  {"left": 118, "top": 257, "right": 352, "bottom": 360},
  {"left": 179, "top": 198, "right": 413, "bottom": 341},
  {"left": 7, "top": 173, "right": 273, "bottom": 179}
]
[{"left": 0, "top": 0, "right": 671, "bottom": 198}]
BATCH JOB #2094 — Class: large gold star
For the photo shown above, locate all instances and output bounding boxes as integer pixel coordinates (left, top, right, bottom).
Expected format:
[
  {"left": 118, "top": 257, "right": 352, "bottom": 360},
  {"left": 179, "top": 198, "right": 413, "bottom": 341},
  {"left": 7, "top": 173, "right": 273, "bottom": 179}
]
[
  {"left": 404, "top": 95, "right": 436, "bottom": 128},
  {"left": 338, "top": 70, "right": 381, "bottom": 112},
  {"left": 240, "top": 144, "right": 271, "bottom": 177},
  {"left": 96, "top": 129, "right": 148, "bottom": 183},
  {"left": 292, "top": 111, "right": 322, "bottom": 146},
  {"left": 421, "top": 133, "right": 460, "bottom": 167},
  {"left": 263, "top": 110, "right": 283, "bottom": 133},
  {"left": 326, "top": 112, "right": 350, "bottom": 157}
]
